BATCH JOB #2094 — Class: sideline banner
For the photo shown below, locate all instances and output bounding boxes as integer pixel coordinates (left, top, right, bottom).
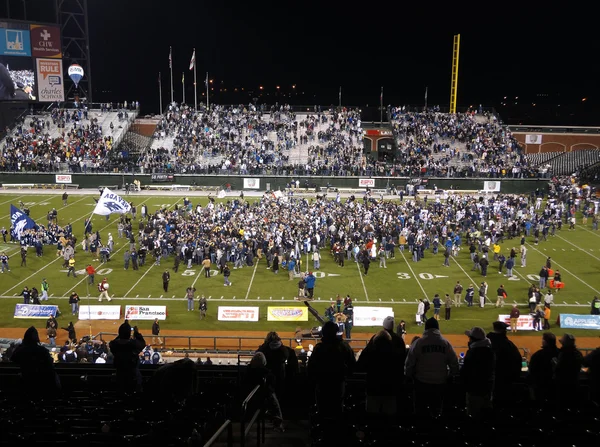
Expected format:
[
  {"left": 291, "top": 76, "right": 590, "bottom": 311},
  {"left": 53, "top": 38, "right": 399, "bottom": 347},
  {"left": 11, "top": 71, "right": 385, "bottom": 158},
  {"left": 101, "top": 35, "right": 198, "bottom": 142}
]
[
  {"left": 78, "top": 305, "right": 121, "bottom": 320},
  {"left": 560, "top": 314, "right": 600, "bottom": 330},
  {"left": 243, "top": 178, "right": 260, "bottom": 189},
  {"left": 267, "top": 307, "right": 308, "bottom": 322},
  {"left": 498, "top": 314, "right": 534, "bottom": 331},
  {"left": 218, "top": 306, "right": 259, "bottom": 322},
  {"left": 354, "top": 306, "right": 394, "bottom": 327},
  {"left": 124, "top": 305, "right": 167, "bottom": 320},
  {"left": 14, "top": 304, "right": 58, "bottom": 319},
  {"left": 358, "top": 178, "right": 375, "bottom": 188},
  {"left": 483, "top": 181, "right": 501, "bottom": 192}
]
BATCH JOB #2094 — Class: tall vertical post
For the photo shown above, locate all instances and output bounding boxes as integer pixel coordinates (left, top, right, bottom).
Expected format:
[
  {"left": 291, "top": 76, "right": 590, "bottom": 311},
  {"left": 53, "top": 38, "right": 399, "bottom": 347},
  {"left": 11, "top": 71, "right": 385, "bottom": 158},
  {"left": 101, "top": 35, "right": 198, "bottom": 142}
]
[
  {"left": 158, "top": 72, "right": 162, "bottom": 114},
  {"left": 193, "top": 49, "right": 197, "bottom": 110},
  {"left": 424, "top": 86, "right": 428, "bottom": 111},
  {"left": 339, "top": 86, "right": 341, "bottom": 107},
  {"left": 169, "top": 46, "right": 174, "bottom": 104},
  {"left": 182, "top": 72, "right": 185, "bottom": 104},
  {"left": 450, "top": 34, "right": 460, "bottom": 114},
  {"left": 380, "top": 86, "right": 383, "bottom": 126},
  {"left": 206, "top": 72, "right": 209, "bottom": 108}
]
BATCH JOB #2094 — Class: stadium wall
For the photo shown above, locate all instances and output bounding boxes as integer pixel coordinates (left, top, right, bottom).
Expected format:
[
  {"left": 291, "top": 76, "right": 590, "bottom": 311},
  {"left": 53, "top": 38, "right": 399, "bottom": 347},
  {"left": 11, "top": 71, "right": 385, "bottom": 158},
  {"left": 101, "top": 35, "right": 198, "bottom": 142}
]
[
  {"left": 513, "top": 132, "right": 600, "bottom": 153},
  {"left": 0, "top": 173, "right": 549, "bottom": 193}
]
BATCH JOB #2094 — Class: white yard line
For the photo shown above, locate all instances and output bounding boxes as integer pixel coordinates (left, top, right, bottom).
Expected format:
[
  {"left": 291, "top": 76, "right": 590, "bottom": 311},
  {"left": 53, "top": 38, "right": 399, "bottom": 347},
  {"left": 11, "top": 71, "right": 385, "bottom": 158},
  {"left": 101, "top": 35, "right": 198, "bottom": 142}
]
[
  {"left": 555, "top": 234, "right": 600, "bottom": 262},
  {"left": 1, "top": 256, "right": 63, "bottom": 295},
  {"left": 354, "top": 259, "right": 370, "bottom": 302},
  {"left": 123, "top": 262, "right": 157, "bottom": 298},
  {"left": 0, "top": 194, "right": 25, "bottom": 207},
  {"left": 579, "top": 225, "right": 600, "bottom": 238},
  {"left": 244, "top": 261, "right": 259, "bottom": 300},
  {"left": 191, "top": 266, "right": 205, "bottom": 290},
  {"left": 399, "top": 250, "right": 427, "bottom": 299},
  {"left": 450, "top": 255, "right": 494, "bottom": 304},
  {"left": 0, "top": 295, "right": 590, "bottom": 307},
  {"left": 526, "top": 243, "right": 600, "bottom": 295}
]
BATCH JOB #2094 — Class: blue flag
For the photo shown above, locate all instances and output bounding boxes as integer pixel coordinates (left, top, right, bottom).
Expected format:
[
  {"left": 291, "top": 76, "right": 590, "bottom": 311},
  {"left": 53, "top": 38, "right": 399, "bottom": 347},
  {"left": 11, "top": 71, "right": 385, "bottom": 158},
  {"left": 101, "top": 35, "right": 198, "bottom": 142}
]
[{"left": 10, "top": 204, "right": 37, "bottom": 240}]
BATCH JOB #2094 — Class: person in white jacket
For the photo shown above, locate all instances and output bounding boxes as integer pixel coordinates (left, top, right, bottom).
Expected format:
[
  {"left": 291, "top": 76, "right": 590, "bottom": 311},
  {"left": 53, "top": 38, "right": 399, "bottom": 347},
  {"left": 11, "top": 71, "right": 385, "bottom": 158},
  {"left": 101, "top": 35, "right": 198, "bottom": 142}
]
[
  {"left": 404, "top": 318, "right": 459, "bottom": 416},
  {"left": 417, "top": 299, "right": 425, "bottom": 326}
]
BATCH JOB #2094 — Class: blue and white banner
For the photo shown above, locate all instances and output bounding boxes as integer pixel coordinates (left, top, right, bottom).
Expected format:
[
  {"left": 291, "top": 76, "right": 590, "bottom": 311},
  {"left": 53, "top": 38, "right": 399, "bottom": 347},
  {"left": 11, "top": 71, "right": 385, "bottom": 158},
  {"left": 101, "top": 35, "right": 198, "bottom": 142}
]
[
  {"left": 93, "top": 188, "right": 132, "bottom": 216},
  {"left": 10, "top": 204, "right": 37, "bottom": 240},
  {"left": 560, "top": 314, "right": 600, "bottom": 330},
  {"left": 14, "top": 304, "right": 58, "bottom": 319}
]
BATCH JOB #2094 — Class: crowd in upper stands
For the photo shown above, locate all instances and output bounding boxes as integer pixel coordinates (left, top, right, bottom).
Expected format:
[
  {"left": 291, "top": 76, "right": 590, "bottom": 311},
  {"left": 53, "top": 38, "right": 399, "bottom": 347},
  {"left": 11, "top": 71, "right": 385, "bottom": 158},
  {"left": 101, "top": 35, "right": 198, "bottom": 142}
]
[
  {"left": 0, "top": 105, "right": 133, "bottom": 172},
  {"left": 0, "top": 101, "right": 579, "bottom": 177}
]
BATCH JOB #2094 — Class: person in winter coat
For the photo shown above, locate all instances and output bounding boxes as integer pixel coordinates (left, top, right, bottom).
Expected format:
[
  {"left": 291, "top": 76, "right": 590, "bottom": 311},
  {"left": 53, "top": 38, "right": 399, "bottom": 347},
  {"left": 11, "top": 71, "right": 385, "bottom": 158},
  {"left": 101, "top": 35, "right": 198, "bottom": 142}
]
[
  {"left": 62, "top": 322, "right": 77, "bottom": 344},
  {"left": 307, "top": 321, "right": 356, "bottom": 418},
  {"left": 305, "top": 272, "right": 316, "bottom": 298},
  {"left": 10, "top": 326, "right": 61, "bottom": 396},
  {"left": 554, "top": 334, "right": 584, "bottom": 406},
  {"left": 405, "top": 318, "right": 459, "bottom": 417},
  {"left": 583, "top": 344, "right": 600, "bottom": 405},
  {"left": 416, "top": 299, "right": 425, "bottom": 325},
  {"left": 245, "top": 352, "right": 285, "bottom": 432},
  {"left": 528, "top": 332, "right": 560, "bottom": 403},
  {"left": 462, "top": 327, "right": 495, "bottom": 418},
  {"left": 486, "top": 321, "right": 522, "bottom": 403},
  {"left": 257, "top": 332, "right": 298, "bottom": 399},
  {"left": 109, "top": 321, "right": 146, "bottom": 392},
  {"left": 356, "top": 330, "right": 404, "bottom": 416}
]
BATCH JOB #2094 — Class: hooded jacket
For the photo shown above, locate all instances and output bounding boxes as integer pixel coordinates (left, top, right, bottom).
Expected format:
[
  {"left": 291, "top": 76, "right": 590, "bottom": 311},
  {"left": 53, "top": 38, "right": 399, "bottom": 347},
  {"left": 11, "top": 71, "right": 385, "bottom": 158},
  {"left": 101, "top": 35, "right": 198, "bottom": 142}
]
[
  {"left": 11, "top": 327, "right": 60, "bottom": 392},
  {"left": 460, "top": 338, "right": 495, "bottom": 395},
  {"left": 486, "top": 331, "right": 522, "bottom": 388},
  {"left": 405, "top": 329, "right": 459, "bottom": 384},
  {"left": 109, "top": 322, "right": 146, "bottom": 382}
]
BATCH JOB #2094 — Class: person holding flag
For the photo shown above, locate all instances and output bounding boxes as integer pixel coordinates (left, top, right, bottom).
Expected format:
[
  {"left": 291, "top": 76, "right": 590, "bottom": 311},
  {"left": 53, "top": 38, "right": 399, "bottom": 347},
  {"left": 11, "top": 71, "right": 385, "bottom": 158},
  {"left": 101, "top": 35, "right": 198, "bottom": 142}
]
[
  {"left": 91, "top": 188, "right": 132, "bottom": 219},
  {"left": 10, "top": 204, "right": 37, "bottom": 241}
]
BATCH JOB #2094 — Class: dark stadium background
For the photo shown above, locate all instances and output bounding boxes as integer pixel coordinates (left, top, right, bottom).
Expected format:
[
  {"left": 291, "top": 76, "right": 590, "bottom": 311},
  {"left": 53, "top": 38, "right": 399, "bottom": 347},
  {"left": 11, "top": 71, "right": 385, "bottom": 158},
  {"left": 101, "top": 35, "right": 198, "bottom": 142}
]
[{"left": 5, "top": 0, "right": 600, "bottom": 125}]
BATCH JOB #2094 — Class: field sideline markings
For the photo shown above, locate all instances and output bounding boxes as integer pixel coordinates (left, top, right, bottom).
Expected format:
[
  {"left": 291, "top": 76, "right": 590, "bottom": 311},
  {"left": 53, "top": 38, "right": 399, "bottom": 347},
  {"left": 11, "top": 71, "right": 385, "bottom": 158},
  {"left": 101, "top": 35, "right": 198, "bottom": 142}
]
[
  {"left": 526, "top": 243, "right": 600, "bottom": 295},
  {"left": 0, "top": 194, "right": 26, "bottom": 207},
  {"left": 190, "top": 266, "right": 205, "bottom": 290},
  {"left": 0, "top": 295, "right": 591, "bottom": 307},
  {"left": 123, "top": 261, "right": 158, "bottom": 298},
  {"left": 56, "top": 197, "right": 155, "bottom": 298},
  {"left": 244, "top": 260, "right": 259, "bottom": 300},
  {"left": 579, "top": 225, "right": 600, "bottom": 239},
  {"left": 355, "top": 258, "right": 369, "bottom": 302},
  {"left": 450, "top": 255, "right": 494, "bottom": 304},
  {"left": 399, "top": 250, "right": 427, "bottom": 299},
  {"left": 554, "top": 234, "right": 600, "bottom": 262}
]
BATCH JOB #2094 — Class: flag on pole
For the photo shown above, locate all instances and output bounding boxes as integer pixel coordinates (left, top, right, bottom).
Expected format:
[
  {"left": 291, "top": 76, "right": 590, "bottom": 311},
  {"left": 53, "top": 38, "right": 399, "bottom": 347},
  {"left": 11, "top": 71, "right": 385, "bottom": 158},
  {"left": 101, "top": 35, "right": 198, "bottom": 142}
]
[
  {"left": 92, "top": 189, "right": 132, "bottom": 216},
  {"left": 189, "top": 49, "right": 195, "bottom": 70},
  {"left": 182, "top": 72, "right": 185, "bottom": 84},
  {"left": 380, "top": 86, "right": 383, "bottom": 103},
  {"left": 425, "top": 86, "right": 428, "bottom": 101},
  {"left": 169, "top": 46, "right": 172, "bottom": 68},
  {"left": 10, "top": 204, "right": 37, "bottom": 240},
  {"left": 158, "top": 72, "right": 161, "bottom": 84},
  {"left": 205, "top": 72, "right": 208, "bottom": 87}
]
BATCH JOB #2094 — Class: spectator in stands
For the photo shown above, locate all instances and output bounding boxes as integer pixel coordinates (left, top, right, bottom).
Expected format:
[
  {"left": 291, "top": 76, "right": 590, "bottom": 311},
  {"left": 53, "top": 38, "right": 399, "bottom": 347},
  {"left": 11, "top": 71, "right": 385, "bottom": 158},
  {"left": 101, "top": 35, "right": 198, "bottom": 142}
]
[
  {"left": 257, "top": 331, "right": 298, "bottom": 399},
  {"left": 307, "top": 321, "right": 356, "bottom": 418},
  {"left": 486, "top": 321, "right": 522, "bottom": 406},
  {"left": 528, "top": 332, "right": 559, "bottom": 403},
  {"left": 109, "top": 321, "right": 146, "bottom": 392},
  {"left": 404, "top": 317, "right": 459, "bottom": 417},
  {"left": 554, "top": 334, "right": 583, "bottom": 407},
  {"left": 356, "top": 329, "right": 404, "bottom": 416},
  {"left": 583, "top": 344, "right": 600, "bottom": 405},
  {"left": 461, "top": 327, "right": 495, "bottom": 419},
  {"left": 245, "top": 352, "right": 285, "bottom": 432},
  {"left": 10, "top": 326, "right": 61, "bottom": 396}
]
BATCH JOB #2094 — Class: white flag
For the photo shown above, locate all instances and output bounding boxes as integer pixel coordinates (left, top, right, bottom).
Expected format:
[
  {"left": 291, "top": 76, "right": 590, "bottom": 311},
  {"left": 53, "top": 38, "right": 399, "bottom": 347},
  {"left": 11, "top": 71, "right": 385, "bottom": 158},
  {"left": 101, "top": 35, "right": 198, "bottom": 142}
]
[
  {"left": 93, "top": 188, "right": 132, "bottom": 216},
  {"left": 189, "top": 49, "right": 195, "bottom": 70}
]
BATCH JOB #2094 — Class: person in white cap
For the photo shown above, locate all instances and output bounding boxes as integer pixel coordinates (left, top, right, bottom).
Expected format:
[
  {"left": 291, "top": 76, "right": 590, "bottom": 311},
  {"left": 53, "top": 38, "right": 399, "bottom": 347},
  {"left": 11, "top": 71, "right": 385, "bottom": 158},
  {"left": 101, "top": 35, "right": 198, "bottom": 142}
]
[{"left": 462, "top": 326, "right": 495, "bottom": 418}]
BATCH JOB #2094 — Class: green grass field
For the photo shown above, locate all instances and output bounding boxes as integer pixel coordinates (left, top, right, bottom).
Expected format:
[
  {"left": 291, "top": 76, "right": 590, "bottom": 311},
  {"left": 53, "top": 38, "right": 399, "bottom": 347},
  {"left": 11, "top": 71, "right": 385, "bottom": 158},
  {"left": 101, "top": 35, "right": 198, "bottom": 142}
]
[{"left": 1, "top": 192, "right": 600, "bottom": 337}]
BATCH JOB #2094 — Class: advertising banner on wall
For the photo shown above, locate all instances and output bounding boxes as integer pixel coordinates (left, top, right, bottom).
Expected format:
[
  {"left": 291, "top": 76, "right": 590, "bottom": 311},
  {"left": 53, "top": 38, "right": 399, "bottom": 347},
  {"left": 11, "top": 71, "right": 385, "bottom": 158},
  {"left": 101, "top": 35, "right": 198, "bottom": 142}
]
[
  {"left": 36, "top": 58, "right": 64, "bottom": 102},
  {"left": 217, "top": 306, "right": 260, "bottom": 322},
  {"left": 124, "top": 305, "right": 167, "bottom": 320},
  {"left": 353, "top": 306, "right": 394, "bottom": 327},
  {"left": 525, "top": 134, "right": 543, "bottom": 144},
  {"left": 78, "top": 305, "right": 121, "bottom": 320},
  {"left": 483, "top": 181, "right": 501, "bottom": 192},
  {"left": 55, "top": 174, "right": 72, "bottom": 183},
  {"left": 243, "top": 178, "right": 260, "bottom": 189},
  {"left": 358, "top": 178, "right": 375, "bottom": 188},
  {"left": 0, "top": 23, "right": 31, "bottom": 57},
  {"left": 267, "top": 307, "right": 308, "bottom": 321}
]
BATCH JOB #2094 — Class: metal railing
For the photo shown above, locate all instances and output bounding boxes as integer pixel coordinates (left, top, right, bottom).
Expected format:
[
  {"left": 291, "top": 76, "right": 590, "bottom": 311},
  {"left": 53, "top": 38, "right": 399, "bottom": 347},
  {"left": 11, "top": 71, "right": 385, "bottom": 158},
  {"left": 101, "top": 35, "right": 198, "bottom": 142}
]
[
  {"left": 203, "top": 419, "right": 233, "bottom": 447},
  {"left": 240, "top": 383, "right": 265, "bottom": 447},
  {"left": 93, "top": 332, "right": 373, "bottom": 353}
]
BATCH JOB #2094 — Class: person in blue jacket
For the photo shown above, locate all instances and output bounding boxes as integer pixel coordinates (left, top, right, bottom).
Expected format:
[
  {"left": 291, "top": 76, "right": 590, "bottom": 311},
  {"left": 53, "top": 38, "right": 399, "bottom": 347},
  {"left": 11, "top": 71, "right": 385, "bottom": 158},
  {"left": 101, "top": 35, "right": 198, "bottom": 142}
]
[{"left": 305, "top": 272, "right": 316, "bottom": 298}]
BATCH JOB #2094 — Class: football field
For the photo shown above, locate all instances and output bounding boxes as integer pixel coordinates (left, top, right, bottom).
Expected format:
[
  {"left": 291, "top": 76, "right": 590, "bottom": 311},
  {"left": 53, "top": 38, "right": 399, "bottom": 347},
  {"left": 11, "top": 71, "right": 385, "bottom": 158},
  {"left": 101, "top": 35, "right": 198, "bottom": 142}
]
[{"left": 1, "top": 191, "right": 600, "bottom": 338}]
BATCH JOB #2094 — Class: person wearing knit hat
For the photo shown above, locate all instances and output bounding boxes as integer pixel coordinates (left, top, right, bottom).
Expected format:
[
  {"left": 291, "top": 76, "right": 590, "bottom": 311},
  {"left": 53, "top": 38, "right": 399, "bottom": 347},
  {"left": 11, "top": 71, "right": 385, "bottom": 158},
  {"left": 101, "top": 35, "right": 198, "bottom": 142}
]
[
  {"left": 462, "top": 326, "right": 494, "bottom": 418},
  {"left": 405, "top": 317, "right": 458, "bottom": 417}
]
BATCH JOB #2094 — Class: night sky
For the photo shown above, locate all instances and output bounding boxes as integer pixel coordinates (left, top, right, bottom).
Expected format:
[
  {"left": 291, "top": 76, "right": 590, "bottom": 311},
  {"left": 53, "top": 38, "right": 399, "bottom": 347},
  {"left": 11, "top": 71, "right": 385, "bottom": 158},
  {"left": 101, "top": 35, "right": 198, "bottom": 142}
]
[{"left": 5, "top": 1, "right": 600, "bottom": 123}]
